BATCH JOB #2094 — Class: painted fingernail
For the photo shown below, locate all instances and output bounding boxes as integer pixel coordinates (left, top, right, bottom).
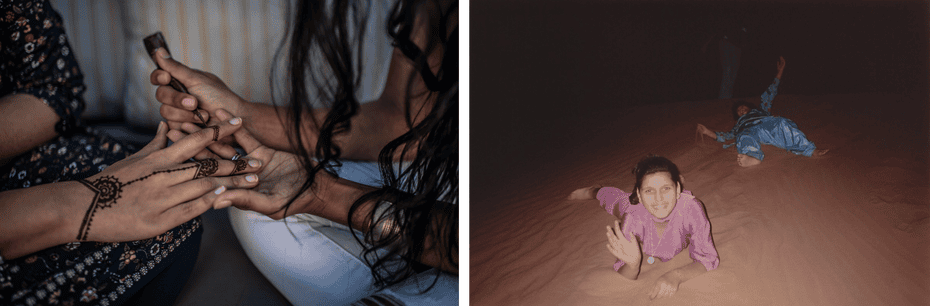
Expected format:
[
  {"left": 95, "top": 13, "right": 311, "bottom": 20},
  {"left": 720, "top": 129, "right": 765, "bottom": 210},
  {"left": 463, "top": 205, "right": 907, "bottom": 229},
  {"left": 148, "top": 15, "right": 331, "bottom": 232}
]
[
  {"left": 214, "top": 186, "right": 226, "bottom": 195},
  {"left": 158, "top": 47, "right": 171, "bottom": 59},
  {"left": 182, "top": 98, "right": 196, "bottom": 108},
  {"left": 229, "top": 117, "right": 242, "bottom": 125},
  {"left": 248, "top": 159, "right": 261, "bottom": 167},
  {"left": 245, "top": 174, "right": 258, "bottom": 182}
]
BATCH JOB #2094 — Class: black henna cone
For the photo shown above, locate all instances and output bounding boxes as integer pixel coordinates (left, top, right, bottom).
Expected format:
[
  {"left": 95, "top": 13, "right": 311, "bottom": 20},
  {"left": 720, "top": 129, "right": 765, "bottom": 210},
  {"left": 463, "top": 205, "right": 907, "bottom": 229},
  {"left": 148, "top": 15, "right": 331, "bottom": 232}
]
[
  {"left": 195, "top": 111, "right": 208, "bottom": 126},
  {"left": 232, "top": 159, "right": 248, "bottom": 174},
  {"left": 194, "top": 158, "right": 219, "bottom": 179}
]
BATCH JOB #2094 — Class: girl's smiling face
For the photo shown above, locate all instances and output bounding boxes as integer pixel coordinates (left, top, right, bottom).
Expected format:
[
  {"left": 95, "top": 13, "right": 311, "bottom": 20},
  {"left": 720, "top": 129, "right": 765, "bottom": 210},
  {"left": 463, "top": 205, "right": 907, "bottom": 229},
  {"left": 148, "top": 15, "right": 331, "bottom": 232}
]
[{"left": 636, "top": 172, "right": 681, "bottom": 219}]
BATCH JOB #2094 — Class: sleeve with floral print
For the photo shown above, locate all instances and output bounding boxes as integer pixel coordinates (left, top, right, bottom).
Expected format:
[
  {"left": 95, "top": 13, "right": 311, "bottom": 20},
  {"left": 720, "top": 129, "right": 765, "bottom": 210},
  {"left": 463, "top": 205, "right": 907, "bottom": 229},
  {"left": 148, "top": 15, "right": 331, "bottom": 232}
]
[
  {"left": 0, "top": 0, "right": 87, "bottom": 134},
  {"left": 759, "top": 78, "right": 780, "bottom": 113}
]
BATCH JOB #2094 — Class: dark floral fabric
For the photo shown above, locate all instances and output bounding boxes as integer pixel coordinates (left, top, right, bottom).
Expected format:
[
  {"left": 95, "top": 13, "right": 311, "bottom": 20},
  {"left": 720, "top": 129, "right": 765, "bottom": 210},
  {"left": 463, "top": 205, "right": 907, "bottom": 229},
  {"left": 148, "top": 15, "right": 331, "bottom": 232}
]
[
  {"left": 0, "top": 0, "right": 83, "bottom": 134},
  {"left": 0, "top": 1, "right": 202, "bottom": 305}
]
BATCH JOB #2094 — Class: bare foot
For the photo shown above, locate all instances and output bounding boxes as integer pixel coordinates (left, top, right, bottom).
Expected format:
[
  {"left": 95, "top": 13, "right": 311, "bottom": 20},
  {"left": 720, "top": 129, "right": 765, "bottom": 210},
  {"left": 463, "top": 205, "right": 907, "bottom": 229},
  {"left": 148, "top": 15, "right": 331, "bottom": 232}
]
[
  {"left": 737, "top": 154, "right": 762, "bottom": 167},
  {"left": 568, "top": 185, "right": 602, "bottom": 200},
  {"left": 812, "top": 149, "right": 829, "bottom": 157}
]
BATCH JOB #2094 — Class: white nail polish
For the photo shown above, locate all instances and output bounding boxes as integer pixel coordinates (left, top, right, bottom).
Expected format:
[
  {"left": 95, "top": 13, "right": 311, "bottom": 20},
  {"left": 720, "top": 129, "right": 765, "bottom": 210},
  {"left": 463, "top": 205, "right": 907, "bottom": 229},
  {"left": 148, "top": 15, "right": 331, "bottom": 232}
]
[
  {"left": 214, "top": 186, "right": 226, "bottom": 195},
  {"left": 248, "top": 159, "right": 260, "bottom": 167},
  {"left": 246, "top": 175, "right": 257, "bottom": 182},
  {"left": 229, "top": 117, "right": 242, "bottom": 125}
]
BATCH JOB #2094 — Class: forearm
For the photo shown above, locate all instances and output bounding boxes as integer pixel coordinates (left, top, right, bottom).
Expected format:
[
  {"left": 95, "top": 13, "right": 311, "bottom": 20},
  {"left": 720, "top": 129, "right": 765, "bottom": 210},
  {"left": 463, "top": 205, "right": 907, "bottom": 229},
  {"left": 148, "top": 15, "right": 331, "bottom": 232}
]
[
  {"left": 0, "top": 93, "right": 60, "bottom": 165},
  {"left": 669, "top": 260, "right": 710, "bottom": 284},
  {"left": 617, "top": 258, "right": 642, "bottom": 280},
  {"left": 0, "top": 181, "right": 86, "bottom": 259},
  {"left": 299, "top": 177, "right": 458, "bottom": 273}
]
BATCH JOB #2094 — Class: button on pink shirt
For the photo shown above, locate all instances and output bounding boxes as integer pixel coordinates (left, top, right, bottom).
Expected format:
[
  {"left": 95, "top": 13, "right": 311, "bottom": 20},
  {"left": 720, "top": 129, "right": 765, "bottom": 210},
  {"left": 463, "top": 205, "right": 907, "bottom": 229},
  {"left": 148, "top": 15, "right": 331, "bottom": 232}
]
[{"left": 597, "top": 187, "right": 720, "bottom": 271}]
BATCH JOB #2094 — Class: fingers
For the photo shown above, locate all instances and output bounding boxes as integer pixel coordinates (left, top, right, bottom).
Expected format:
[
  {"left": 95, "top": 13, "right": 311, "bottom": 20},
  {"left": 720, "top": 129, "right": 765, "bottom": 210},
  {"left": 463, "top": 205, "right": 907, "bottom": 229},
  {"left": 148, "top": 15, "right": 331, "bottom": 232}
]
[
  {"left": 177, "top": 122, "right": 240, "bottom": 158},
  {"left": 161, "top": 103, "right": 209, "bottom": 123},
  {"left": 160, "top": 184, "right": 227, "bottom": 227},
  {"left": 153, "top": 47, "right": 201, "bottom": 90},
  {"left": 166, "top": 129, "right": 221, "bottom": 160},
  {"left": 619, "top": 218, "right": 633, "bottom": 242},
  {"left": 216, "top": 109, "right": 263, "bottom": 153},
  {"left": 164, "top": 173, "right": 260, "bottom": 207},
  {"left": 649, "top": 283, "right": 660, "bottom": 300},
  {"left": 154, "top": 76, "right": 199, "bottom": 112},
  {"left": 139, "top": 121, "right": 169, "bottom": 154},
  {"left": 160, "top": 157, "right": 263, "bottom": 186},
  {"left": 660, "top": 284, "right": 674, "bottom": 298},
  {"left": 606, "top": 226, "right": 619, "bottom": 244},
  {"left": 614, "top": 220, "right": 630, "bottom": 242},
  {"left": 162, "top": 117, "right": 244, "bottom": 163},
  {"left": 212, "top": 189, "right": 286, "bottom": 218}
]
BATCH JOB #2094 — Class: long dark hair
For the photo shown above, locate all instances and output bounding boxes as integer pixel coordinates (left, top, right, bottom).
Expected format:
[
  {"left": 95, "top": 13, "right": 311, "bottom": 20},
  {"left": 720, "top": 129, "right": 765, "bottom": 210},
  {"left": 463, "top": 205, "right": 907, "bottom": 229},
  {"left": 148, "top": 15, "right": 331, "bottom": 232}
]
[
  {"left": 273, "top": 0, "right": 458, "bottom": 291},
  {"left": 628, "top": 155, "right": 683, "bottom": 205}
]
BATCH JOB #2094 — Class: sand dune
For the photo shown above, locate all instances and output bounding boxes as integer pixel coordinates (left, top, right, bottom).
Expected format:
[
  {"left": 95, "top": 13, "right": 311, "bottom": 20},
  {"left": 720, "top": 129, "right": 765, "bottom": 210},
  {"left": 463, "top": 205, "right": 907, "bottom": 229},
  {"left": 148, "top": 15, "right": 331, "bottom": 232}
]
[{"left": 470, "top": 93, "right": 929, "bottom": 305}]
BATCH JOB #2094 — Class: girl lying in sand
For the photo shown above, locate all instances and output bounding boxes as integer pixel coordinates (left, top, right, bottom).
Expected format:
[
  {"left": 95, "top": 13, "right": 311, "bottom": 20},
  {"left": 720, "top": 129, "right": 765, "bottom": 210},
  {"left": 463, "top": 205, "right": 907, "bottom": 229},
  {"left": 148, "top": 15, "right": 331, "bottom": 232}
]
[
  {"left": 696, "top": 56, "right": 828, "bottom": 167},
  {"left": 569, "top": 156, "right": 719, "bottom": 299}
]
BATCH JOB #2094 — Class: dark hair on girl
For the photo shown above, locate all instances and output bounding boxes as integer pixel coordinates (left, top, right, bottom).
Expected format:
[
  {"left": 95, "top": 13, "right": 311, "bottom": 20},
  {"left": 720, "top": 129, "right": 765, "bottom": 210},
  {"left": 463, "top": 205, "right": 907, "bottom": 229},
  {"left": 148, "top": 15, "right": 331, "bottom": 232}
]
[
  {"left": 731, "top": 100, "right": 758, "bottom": 120},
  {"left": 628, "top": 155, "right": 683, "bottom": 205},
  {"left": 274, "top": 0, "right": 457, "bottom": 291}
]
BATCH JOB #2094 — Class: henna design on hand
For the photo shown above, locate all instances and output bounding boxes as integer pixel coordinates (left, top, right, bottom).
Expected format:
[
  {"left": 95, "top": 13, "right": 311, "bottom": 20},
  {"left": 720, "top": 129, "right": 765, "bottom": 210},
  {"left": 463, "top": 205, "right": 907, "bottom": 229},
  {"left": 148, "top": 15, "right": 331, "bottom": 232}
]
[
  {"left": 193, "top": 158, "right": 219, "bottom": 179},
  {"left": 76, "top": 176, "right": 124, "bottom": 241},
  {"left": 232, "top": 159, "right": 248, "bottom": 174},
  {"left": 208, "top": 125, "right": 219, "bottom": 141},
  {"left": 75, "top": 164, "right": 201, "bottom": 241}
]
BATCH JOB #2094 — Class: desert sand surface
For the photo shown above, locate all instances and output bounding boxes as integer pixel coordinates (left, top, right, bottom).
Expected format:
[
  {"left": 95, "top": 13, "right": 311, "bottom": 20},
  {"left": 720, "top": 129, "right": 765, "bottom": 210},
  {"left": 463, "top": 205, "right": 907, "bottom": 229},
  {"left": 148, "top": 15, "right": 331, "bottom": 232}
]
[
  {"left": 470, "top": 1, "right": 929, "bottom": 304},
  {"left": 469, "top": 93, "right": 929, "bottom": 305}
]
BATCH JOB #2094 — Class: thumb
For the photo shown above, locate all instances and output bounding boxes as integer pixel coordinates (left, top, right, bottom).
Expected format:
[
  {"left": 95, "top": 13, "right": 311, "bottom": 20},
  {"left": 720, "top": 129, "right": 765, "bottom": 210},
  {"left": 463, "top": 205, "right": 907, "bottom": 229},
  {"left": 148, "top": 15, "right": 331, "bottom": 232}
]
[
  {"left": 140, "top": 121, "right": 169, "bottom": 153},
  {"left": 217, "top": 108, "right": 264, "bottom": 153},
  {"left": 153, "top": 47, "right": 199, "bottom": 86},
  {"left": 213, "top": 189, "right": 279, "bottom": 216}
]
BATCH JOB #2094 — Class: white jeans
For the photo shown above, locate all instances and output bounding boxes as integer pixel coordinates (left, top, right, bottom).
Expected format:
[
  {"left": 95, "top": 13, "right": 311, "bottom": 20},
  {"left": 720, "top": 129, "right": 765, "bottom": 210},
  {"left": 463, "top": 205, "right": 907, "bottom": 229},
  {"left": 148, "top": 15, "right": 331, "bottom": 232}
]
[{"left": 228, "top": 160, "right": 458, "bottom": 305}]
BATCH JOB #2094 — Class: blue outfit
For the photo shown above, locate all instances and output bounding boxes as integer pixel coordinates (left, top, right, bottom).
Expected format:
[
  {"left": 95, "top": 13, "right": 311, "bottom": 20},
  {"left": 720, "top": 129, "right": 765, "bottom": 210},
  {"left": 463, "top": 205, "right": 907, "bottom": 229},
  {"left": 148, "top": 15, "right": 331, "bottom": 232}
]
[{"left": 715, "top": 78, "right": 818, "bottom": 161}]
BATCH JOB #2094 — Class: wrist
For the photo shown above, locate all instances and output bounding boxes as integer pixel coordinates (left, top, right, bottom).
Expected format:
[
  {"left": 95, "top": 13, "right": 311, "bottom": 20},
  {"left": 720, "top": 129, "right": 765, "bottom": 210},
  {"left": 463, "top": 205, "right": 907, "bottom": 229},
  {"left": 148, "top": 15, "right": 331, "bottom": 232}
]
[
  {"left": 56, "top": 181, "right": 94, "bottom": 243},
  {"left": 231, "top": 99, "right": 251, "bottom": 119}
]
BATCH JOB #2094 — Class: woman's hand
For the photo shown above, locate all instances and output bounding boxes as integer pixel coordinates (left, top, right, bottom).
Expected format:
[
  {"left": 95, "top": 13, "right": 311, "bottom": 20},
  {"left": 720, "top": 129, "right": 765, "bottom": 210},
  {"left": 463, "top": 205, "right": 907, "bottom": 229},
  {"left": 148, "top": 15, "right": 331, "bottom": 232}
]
[
  {"left": 149, "top": 47, "right": 247, "bottom": 158},
  {"left": 70, "top": 117, "right": 262, "bottom": 243},
  {"left": 606, "top": 219, "right": 641, "bottom": 265},
  {"left": 696, "top": 123, "right": 716, "bottom": 139},
  {"left": 649, "top": 271, "right": 682, "bottom": 299},
  {"left": 168, "top": 109, "right": 351, "bottom": 220}
]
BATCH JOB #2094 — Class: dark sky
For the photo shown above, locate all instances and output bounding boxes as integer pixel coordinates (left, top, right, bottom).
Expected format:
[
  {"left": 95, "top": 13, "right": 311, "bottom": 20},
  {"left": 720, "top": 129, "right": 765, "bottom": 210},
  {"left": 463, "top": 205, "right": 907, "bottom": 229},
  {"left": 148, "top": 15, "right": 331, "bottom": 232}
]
[{"left": 470, "top": 0, "right": 930, "bottom": 202}]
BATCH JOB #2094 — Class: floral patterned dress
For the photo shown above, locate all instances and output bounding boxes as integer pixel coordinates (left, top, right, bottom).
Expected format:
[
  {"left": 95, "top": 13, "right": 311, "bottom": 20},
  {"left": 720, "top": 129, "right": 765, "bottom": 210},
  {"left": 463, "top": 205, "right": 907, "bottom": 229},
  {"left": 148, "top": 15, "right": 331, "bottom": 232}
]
[{"left": 1, "top": 1, "right": 202, "bottom": 305}]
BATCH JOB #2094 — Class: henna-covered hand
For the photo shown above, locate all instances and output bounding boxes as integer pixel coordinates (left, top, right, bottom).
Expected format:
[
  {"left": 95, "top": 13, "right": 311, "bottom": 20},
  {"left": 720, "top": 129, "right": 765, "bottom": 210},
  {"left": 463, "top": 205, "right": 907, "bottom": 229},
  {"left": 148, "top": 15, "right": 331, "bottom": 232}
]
[{"left": 71, "top": 118, "right": 263, "bottom": 242}]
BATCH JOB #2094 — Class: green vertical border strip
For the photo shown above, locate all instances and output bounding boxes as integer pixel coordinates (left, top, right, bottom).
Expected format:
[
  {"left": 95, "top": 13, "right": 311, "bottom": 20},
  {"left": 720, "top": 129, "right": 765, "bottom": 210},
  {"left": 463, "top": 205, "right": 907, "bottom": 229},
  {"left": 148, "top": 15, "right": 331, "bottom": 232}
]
[{"left": 459, "top": 0, "right": 469, "bottom": 305}]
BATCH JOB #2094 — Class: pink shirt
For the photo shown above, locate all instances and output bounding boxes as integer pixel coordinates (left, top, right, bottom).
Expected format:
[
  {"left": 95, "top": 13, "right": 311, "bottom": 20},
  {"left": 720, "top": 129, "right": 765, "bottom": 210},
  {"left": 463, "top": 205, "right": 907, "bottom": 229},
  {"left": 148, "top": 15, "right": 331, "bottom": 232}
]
[{"left": 597, "top": 187, "right": 720, "bottom": 271}]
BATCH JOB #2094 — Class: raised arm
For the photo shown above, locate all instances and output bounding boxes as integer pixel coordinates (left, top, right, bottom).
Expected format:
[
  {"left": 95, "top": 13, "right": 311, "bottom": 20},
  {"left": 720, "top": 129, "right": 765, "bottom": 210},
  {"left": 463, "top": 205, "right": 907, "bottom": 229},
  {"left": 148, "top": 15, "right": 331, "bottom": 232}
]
[
  {"left": 606, "top": 217, "right": 642, "bottom": 280},
  {"left": 760, "top": 56, "right": 786, "bottom": 112}
]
